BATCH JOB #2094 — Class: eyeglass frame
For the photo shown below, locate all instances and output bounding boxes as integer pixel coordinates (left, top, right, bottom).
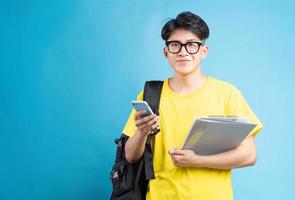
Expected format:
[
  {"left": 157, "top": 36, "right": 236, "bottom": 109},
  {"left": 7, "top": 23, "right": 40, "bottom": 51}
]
[{"left": 165, "top": 40, "right": 204, "bottom": 54}]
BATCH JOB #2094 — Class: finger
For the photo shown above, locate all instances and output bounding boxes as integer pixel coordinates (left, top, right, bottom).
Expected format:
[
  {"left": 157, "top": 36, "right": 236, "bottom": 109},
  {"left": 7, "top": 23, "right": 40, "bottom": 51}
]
[
  {"left": 134, "top": 110, "right": 145, "bottom": 120},
  {"left": 169, "top": 153, "right": 176, "bottom": 161},
  {"left": 138, "top": 122, "right": 155, "bottom": 132},
  {"left": 171, "top": 157, "right": 176, "bottom": 164},
  {"left": 151, "top": 123, "right": 159, "bottom": 130},
  {"left": 140, "top": 113, "right": 155, "bottom": 123},
  {"left": 146, "top": 117, "right": 158, "bottom": 127},
  {"left": 137, "top": 123, "right": 148, "bottom": 130},
  {"left": 136, "top": 116, "right": 158, "bottom": 134},
  {"left": 144, "top": 118, "right": 159, "bottom": 133},
  {"left": 135, "top": 114, "right": 156, "bottom": 127},
  {"left": 170, "top": 149, "right": 184, "bottom": 155},
  {"left": 171, "top": 156, "right": 180, "bottom": 167},
  {"left": 156, "top": 118, "right": 160, "bottom": 126},
  {"left": 172, "top": 155, "right": 183, "bottom": 163},
  {"left": 151, "top": 116, "right": 160, "bottom": 127},
  {"left": 168, "top": 147, "right": 177, "bottom": 155},
  {"left": 142, "top": 113, "right": 156, "bottom": 121},
  {"left": 135, "top": 117, "right": 153, "bottom": 128}
]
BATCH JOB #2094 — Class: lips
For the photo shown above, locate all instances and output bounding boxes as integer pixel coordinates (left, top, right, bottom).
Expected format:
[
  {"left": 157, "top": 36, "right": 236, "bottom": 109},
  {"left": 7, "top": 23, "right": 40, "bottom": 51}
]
[{"left": 176, "top": 59, "right": 190, "bottom": 62}]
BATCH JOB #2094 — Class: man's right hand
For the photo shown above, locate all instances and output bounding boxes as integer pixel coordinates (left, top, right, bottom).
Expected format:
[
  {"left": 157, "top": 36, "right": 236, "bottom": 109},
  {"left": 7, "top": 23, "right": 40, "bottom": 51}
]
[{"left": 134, "top": 110, "right": 159, "bottom": 136}]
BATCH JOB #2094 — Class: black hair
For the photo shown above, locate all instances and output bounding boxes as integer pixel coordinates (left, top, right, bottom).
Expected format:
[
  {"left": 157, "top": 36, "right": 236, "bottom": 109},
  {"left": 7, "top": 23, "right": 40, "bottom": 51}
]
[{"left": 161, "top": 11, "right": 209, "bottom": 41}]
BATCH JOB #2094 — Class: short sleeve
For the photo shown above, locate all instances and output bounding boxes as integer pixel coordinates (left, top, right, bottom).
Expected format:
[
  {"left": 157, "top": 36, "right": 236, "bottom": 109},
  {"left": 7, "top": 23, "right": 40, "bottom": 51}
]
[
  {"left": 225, "top": 86, "right": 264, "bottom": 137},
  {"left": 122, "top": 91, "right": 144, "bottom": 137}
]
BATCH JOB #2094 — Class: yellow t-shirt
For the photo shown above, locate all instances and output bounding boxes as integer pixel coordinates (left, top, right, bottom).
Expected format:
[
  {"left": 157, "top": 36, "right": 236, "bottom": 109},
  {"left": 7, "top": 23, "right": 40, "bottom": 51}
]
[{"left": 122, "top": 77, "right": 263, "bottom": 200}]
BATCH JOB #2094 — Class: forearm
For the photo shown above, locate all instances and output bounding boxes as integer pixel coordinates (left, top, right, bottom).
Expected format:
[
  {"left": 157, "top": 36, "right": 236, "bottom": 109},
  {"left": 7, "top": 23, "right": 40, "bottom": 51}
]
[
  {"left": 192, "top": 137, "right": 257, "bottom": 169},
  {"left": 124, "top": 130, "right": 147, "bottom": 164}
]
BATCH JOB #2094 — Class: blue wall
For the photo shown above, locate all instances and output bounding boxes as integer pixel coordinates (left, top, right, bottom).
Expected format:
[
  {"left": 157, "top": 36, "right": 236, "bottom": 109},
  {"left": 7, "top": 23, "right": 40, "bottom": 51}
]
[{"left": 1, "top": 0, "right": 294, "bottom": 199}]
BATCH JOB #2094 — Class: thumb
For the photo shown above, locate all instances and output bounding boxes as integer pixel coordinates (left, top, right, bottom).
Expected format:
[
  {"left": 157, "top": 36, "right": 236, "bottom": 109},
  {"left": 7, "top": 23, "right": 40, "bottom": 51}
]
[
  {"left": 168, "top": 147, "right": 177, "bottom": 155},
  {"left": 169, "top": 148, "right": 184, "bottom": 155}
]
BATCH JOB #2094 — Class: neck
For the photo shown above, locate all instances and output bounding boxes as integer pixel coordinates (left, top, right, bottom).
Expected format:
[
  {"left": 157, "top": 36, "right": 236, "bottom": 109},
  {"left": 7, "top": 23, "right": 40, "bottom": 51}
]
[{"left": 169, "top": 66, "right": 207, "bottom": 94}]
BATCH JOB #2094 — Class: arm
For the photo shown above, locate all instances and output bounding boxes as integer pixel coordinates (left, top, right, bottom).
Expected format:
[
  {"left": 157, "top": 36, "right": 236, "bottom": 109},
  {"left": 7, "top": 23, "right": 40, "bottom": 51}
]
[
  {"left": 125, "top": 111, "right": 159, "bottom": 164},
  {"left": 125, "top": 129, "right": 147, "bottom": 164},
  {"left": 169, "top": 136, "right": 257, "bottom": 169}
]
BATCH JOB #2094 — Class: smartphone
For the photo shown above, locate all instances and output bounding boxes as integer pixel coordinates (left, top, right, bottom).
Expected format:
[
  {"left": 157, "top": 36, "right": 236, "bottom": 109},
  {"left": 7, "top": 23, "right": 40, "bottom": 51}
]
[{"left": 132, "top": 101, "right": 154, "bottom": 117}]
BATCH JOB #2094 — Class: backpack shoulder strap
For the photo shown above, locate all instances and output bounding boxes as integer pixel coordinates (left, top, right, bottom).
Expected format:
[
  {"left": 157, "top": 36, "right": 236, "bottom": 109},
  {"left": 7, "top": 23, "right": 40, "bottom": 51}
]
[
  {"left": 143, "top": 80, "right": 163, "bottom": 136},
  {"left": 143, "top": 81, "right": 164, "bottom": 116},
  {"left": 142, "top": 80, "right": 163, "bottom": 180}
]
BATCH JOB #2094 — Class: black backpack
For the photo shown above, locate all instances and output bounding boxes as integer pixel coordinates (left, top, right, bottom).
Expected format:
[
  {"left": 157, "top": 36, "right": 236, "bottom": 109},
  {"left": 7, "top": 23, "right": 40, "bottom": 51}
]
[{"left": 110, "top": 81, "right": 164, "bottom": 200}]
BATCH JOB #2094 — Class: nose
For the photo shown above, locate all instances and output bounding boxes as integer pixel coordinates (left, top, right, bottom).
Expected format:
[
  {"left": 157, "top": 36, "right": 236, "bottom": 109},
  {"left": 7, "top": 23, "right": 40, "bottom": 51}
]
[{"left": 178, "top": 45, "right": 188, "bottom": 56}]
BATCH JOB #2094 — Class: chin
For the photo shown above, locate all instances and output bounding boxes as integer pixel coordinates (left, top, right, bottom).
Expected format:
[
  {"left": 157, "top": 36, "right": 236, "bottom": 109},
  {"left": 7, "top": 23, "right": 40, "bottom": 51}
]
[
  {"left": 174, "top": 65, "right": 196, "bottom": 75},
  {"left": 175, "top": 69, "right": 195, "bottom": 76}
]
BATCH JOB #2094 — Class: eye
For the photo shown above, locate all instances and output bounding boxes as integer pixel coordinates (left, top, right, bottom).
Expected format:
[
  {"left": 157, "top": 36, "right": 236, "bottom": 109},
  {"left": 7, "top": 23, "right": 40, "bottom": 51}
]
[
  {"left": 187, "top": 42, "right": 198, "bottom": 47},
  {"left": 169, "top": 42, "right": 180, "bottom": 47}
]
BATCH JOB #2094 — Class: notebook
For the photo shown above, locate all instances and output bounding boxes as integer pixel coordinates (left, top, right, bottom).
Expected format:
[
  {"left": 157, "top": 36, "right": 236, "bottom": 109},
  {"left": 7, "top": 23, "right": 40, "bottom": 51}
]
[{"left": 182, "top": 116, "right": 257, "bottom": 155}]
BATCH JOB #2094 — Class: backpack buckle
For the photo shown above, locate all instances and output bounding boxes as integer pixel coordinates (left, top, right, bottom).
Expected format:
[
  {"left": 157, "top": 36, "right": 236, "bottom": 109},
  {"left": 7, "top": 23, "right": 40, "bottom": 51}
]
[
  {"left": 110, "top": 169, "right": 122, "bottom": 190},
  {"left": 150, "top": 127, "right": 160, "bottom": 136}
]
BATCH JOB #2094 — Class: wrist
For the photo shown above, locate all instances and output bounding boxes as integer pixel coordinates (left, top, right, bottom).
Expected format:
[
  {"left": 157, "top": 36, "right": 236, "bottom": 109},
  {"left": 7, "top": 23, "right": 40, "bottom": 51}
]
[
  {"left": 192, "top": 154, "right": 206, "bottom": 168},
  {"left": 136, "top": 129, "right": 149, "bottom": 138}
]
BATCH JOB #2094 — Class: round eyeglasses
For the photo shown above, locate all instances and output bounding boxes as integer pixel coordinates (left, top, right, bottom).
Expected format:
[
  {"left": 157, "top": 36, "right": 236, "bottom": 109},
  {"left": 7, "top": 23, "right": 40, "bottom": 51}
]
[{"left": 165, "top": 40, "right": 203, "bottom": 54}]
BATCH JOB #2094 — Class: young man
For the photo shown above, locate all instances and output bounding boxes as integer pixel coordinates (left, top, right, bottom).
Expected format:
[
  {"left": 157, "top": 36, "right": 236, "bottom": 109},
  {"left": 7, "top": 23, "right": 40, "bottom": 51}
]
[{"left": 123, "top": 12, "right": 263, "bottom": 200}]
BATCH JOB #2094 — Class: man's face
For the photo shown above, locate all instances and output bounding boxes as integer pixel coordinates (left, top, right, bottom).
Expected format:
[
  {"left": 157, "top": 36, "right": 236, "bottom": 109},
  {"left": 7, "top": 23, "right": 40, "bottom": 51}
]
[{"left": 163, "top": 29, "right": 208, "bottom": 76}]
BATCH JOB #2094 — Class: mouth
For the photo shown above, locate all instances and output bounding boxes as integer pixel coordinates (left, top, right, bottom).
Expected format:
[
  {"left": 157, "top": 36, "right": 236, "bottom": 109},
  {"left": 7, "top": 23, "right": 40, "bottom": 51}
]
[{"left": 176, "top": 59, "right": 191, "bottom": 63}]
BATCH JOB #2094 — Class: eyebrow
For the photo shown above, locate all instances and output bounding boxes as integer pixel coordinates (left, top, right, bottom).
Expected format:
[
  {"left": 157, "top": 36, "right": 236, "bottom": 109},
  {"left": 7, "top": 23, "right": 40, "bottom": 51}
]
[{"left": 186, "top": 39, "right": 200, "bottom": 42}]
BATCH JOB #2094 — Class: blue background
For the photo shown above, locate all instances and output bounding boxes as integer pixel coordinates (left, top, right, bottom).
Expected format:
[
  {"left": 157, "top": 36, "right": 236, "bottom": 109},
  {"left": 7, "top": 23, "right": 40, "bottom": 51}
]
[{"left": 1, "top": 0, "right": 294, "bottom": 199}]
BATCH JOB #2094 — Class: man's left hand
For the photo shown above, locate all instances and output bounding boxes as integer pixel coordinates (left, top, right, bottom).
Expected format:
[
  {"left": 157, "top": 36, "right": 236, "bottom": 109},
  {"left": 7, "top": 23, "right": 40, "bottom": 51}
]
[{"left": 168, "top": 148, "right": 202, "bottom": 167}]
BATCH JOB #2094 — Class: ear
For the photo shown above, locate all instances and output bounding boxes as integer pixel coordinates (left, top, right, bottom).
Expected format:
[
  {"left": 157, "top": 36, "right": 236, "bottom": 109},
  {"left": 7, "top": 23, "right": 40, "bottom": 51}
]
[
  {"left": 163, "top": 47, "right": 168, "bottom": 58},
  {"left": 201, "top": 45, "right": 208, "bottom": 59}
]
